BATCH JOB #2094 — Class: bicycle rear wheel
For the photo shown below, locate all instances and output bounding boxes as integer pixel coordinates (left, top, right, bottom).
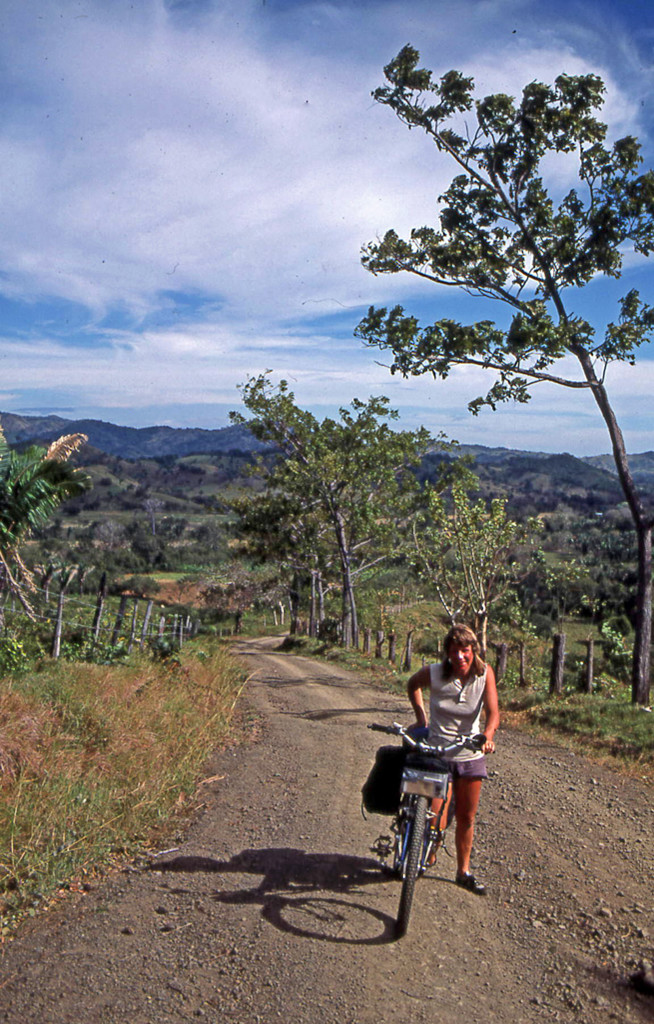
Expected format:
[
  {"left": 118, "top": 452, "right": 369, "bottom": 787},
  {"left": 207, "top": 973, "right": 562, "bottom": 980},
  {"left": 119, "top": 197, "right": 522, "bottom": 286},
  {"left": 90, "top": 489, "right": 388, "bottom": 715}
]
[{"left": 395, "top": 795, "right": 427, "bottom": 938}]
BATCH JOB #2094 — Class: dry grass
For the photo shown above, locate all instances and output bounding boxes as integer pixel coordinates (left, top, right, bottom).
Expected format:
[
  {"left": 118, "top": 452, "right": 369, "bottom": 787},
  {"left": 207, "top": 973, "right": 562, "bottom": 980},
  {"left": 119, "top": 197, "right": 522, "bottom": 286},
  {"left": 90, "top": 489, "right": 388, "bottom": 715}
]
[{"left": 0, "top": 640, "right": 246, "bottom": 934}]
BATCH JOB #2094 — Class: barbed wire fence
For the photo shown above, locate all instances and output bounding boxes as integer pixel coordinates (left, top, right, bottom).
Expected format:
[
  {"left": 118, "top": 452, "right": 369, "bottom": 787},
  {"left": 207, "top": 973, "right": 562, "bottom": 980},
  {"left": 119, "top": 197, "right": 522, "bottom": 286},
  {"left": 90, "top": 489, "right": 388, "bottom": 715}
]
[{"left": 0, "top": 569, "right": 202, "bottom": 659}]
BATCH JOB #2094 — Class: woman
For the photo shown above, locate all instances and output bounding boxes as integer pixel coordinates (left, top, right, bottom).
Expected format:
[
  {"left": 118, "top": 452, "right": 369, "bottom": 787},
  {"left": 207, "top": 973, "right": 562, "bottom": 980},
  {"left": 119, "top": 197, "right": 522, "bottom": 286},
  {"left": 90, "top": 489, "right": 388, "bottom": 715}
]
[{"left": 406, "top": 623, "right": 499, "bottom": 895}]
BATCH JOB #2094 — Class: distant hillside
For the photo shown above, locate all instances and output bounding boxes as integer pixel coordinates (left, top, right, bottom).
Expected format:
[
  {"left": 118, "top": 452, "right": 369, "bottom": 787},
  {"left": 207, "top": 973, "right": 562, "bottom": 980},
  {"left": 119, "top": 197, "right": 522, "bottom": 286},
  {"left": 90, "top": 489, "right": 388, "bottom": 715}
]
[
  {"left": 3, "top": 410, "right": 653, "bottom": 518},
  {"left": 0, "top": 412, "right": 267, "bottom": 459},
  {"left": 584, "top": 451, "right": 654, "bottom": 488},
  {"left": 419, "top": 447, "right": 628, "bottom": 515}
]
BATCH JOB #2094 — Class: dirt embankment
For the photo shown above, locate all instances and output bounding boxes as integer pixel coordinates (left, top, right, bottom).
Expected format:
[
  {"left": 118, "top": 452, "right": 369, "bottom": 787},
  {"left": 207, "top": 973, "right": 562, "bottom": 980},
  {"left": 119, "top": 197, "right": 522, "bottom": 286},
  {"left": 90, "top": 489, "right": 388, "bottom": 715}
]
[{"left": 0, "top": 635, "right": 652, "bottom": 1024}]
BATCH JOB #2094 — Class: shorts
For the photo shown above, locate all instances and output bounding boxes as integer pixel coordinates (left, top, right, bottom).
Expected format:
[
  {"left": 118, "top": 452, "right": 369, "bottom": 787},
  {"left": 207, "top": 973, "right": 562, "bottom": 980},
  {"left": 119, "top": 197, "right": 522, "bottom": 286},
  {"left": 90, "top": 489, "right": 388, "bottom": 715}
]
[{"left": 448, "top": 756, "right": 488, "bottom": 780}]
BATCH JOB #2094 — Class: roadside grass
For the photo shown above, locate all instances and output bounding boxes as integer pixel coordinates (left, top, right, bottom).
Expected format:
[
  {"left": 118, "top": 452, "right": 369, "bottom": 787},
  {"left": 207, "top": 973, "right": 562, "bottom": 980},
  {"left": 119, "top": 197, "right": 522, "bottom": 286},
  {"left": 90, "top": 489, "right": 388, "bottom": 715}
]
[
  {"left": 278, "top": 635, "right": 654, "bottom": 778},
  {"left": 501, "top": 678, "right": 654, "bottom": 778},
  {"left": 0, "top": 639, "right": 247, "bottom": 935}
]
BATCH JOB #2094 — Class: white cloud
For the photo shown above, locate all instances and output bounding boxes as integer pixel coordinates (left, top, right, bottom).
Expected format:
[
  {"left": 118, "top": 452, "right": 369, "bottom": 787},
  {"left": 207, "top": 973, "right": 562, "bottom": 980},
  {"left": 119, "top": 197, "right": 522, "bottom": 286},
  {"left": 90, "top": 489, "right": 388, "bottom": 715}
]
[{"left": 0, "top": 0, "right": 651, "bottom": 455}]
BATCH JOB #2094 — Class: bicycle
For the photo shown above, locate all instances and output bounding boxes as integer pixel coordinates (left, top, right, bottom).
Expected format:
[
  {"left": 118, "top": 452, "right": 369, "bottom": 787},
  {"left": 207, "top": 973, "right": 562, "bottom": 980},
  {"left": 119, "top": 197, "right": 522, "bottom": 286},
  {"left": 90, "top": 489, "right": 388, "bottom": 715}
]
[{"left": 367, "top": 722, "right": 485, "bottom": 937}]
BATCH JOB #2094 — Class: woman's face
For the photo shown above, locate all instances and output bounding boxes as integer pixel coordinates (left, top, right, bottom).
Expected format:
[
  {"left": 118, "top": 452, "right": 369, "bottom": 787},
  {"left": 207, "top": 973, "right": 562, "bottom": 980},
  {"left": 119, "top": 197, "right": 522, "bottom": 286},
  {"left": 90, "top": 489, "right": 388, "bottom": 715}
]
[{"left": 448, "top": 642, "right": 475, "bottom": 679}]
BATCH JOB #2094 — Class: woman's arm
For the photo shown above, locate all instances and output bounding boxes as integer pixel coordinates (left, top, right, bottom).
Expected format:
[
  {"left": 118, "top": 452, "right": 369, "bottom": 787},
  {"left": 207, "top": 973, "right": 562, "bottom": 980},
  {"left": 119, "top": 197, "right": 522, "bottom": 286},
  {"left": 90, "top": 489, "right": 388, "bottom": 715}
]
[
  {"left": 407, "top": 665, "right": 431, "bottom": 729},
  {"left": 481, "top": 664, "right": 500, "bottom": 754}
]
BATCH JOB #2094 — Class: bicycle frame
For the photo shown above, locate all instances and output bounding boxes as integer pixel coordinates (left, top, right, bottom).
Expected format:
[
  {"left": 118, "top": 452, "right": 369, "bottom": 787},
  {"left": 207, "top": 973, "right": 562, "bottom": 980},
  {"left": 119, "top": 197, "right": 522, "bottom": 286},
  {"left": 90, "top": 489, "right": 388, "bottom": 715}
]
[
  {"left": 393, "top": 786, "right": 450, "bottom": 871},
  {"left": 368, "top": 722, "right": 485, "bottom": 937}
]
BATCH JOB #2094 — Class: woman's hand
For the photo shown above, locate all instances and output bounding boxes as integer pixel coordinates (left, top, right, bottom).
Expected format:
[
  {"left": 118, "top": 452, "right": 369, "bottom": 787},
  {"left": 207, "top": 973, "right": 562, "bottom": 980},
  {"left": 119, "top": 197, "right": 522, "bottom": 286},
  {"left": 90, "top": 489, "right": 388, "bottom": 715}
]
[{"left": 482, "top": 736, "right": 496, "bottom": 755}]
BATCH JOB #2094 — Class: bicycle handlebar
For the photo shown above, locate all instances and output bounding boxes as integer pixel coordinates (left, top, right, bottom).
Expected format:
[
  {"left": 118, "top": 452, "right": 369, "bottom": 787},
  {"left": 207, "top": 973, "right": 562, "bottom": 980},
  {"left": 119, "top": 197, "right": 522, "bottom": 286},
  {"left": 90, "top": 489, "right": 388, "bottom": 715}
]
[{"left": 368, "top": 721, "right": 487, "bottom": 755}]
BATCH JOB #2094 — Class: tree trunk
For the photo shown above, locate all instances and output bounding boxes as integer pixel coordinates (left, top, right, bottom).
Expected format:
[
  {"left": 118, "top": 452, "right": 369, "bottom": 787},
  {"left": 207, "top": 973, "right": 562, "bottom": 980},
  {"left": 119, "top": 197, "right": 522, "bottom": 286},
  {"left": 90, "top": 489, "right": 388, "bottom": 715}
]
[
  {"left": 309, "top": 570, "right": 317, "bottom": 638},
  {"left": 633, "top": 523, "right": 652, "bottom": 705},
  {"left": 475, "top": 609, "right": 488, "bottom": 659},
  {"left": 333, "top": 512, "right": 358, "bottom": 647},
  {"left": 289, "top": 575, "right": 300, "bottom": 635},
  {"left": 494, "top": 642, "right": 508, "bottom": 683},
  {"left": 576, "top": 360, "right": 652, "bottom": 705}
]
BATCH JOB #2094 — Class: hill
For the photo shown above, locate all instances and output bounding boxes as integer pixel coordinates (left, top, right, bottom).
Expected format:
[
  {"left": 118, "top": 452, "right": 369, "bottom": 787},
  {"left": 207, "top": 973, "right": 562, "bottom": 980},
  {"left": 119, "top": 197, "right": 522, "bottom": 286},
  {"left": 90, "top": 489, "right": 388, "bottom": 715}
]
[
  {"left": 584, "top": 451, "right": 654, "bottom": 488},
  {"left": 0, "top": 412, "right": 266, "bottom": 458},
  {"left": 419, "top": 446, "right": 627, "bottom": 516},
  {"left": 3, "top": 409, "right": 652, "bottom": 518}
]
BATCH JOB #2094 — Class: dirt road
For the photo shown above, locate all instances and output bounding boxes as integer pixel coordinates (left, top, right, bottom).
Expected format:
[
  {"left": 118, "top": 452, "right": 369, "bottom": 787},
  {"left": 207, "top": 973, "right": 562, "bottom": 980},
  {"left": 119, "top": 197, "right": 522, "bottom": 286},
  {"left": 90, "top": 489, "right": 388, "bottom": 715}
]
[{"left": 1, "top": 636, "right": 653, "bottom": 1023}]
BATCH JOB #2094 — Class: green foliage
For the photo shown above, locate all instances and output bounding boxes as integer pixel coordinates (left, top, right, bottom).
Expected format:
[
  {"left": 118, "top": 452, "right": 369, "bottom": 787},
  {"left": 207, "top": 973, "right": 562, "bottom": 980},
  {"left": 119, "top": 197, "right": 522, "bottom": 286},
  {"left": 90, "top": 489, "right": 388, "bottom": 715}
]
[
  {"left": 358, "top": 47, "right": 654, "bottom": 403},
  {"left": 0, "top": 634, "right": 30, "bottom": 675},
  {"left": 357, "top": 48, "right": 654, "bottom": 703},
  {"left": 0, "top": 429, "right": 91, "bottom": 610},
  {"left": 231, "top": 374, "right": 439, "bottom": 644},
  {"left": 412, "top": 478, "right": 542, "bottom": 650}
]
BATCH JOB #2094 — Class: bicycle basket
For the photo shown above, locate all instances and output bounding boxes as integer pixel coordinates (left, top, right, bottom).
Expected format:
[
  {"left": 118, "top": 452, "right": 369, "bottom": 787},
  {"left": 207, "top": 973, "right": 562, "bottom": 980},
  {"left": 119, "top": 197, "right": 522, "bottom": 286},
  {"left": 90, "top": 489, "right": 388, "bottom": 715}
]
[
  {"left": 400, "top": 767, "right": 450, "bottom": 799},
  {"left": 361, "top": 744, "right": 405, "bottom": 815}
]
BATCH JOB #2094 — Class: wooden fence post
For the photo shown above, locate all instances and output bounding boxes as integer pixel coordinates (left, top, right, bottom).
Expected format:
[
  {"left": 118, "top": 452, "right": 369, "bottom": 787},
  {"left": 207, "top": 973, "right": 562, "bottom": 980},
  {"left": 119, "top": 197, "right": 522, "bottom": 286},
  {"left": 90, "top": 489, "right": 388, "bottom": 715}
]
[
  {"left": 583, "top": 639, "right": 594, "bottom": 694},
  {"left": 375, "top": 630, "right": 384, "bottom": 658},
  {"left": 111, "top": 595, "right": 128, "bottom": 647},
  {"left": 388, "top": 632, "right": 397, "bottom": 663},
  {"left": 139, "top": 600, "right": 154, "bottom": 648},
  {"left": 51, "top": 568, "right": 78, "bottom": 659},
  {"left": 158, "top": 614, "right": 166, "bottom": 637},
  {"left": 550, "top": 633, "right": 566, "bottom": 694},
  {"left": 403, "top": 630, "right": 414, "bottom": 672},
  {"left": 52, "top": 587, "right": 66, "bottom": 659},
  {"left": 519, "top": 641, "right": 527, "bottom": 687},
  {"left": 127, "top": 599, "right": 139, "bottom": 653},
  {"left": 92, "top": 572, "right": 107, "bottom": 643},
  {"left": 363, "top": 628, "right": 371, "bottom": 654}
]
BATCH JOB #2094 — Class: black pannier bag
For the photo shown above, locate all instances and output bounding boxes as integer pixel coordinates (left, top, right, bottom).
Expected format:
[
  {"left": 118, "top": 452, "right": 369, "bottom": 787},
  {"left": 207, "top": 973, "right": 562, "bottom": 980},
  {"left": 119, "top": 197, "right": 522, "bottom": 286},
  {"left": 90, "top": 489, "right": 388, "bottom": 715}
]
[{"left": 361, "top": 744, "right": 406, "bottom": 815}]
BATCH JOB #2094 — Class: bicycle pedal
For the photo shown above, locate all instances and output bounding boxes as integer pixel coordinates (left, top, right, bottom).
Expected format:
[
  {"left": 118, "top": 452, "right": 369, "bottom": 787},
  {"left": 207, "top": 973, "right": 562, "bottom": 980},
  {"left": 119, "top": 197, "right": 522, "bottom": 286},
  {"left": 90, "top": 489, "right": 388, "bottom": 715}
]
[{"left": 370, "top": 834, "right": 392, "bottom": 860}]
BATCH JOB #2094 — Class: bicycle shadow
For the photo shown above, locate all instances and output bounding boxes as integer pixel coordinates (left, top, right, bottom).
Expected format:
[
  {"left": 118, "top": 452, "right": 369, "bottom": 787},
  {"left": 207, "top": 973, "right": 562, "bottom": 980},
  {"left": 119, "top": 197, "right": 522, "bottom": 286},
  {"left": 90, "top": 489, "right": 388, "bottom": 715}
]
[{"left": 151, "top": 847, "right": 398, "bottom": 945}]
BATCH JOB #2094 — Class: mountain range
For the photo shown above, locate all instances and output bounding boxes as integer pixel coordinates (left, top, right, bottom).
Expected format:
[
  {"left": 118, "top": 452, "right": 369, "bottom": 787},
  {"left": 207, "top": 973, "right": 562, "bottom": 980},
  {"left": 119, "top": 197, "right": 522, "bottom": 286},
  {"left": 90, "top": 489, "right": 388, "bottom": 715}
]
[
  {"left": 1, "top": 409, "right": 654, "bottom": 504},
  {"left": 0, "top": 411, "right": 265, "bottom": 458}
]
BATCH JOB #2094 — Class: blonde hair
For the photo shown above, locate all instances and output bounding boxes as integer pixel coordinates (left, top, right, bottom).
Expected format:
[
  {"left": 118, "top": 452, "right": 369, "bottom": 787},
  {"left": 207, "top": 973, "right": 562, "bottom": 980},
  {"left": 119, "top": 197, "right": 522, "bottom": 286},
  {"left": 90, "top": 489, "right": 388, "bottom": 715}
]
[{"left": 442, "top": 624, "right": 485, "bottom": 679}]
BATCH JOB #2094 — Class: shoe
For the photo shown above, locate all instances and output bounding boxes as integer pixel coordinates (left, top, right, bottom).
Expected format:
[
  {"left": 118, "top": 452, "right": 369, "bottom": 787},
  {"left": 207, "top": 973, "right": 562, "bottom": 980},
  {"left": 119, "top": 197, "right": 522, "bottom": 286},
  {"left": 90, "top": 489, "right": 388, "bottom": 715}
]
[{"left": 456, "top": 871, "right": 486, "bottom": 895}]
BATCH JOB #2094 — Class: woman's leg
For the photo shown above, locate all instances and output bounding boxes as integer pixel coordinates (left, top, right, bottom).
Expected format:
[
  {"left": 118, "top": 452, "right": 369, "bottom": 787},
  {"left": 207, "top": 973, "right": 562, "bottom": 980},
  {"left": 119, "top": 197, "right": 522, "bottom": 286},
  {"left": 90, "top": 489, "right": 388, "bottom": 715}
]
[
  {"left": 426, "top": 782, "right": 453, "bottom": 864},
  {"left": 452, "top": 776, "right": 483, "bottom": 876}
]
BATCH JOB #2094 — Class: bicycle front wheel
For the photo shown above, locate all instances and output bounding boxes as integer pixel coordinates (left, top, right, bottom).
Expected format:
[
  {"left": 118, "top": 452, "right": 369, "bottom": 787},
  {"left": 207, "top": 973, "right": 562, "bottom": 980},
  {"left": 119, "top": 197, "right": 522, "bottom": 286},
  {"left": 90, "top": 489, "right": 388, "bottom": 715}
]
[{"left": 395, "top": 795, "right": 427, "bottom": 938}]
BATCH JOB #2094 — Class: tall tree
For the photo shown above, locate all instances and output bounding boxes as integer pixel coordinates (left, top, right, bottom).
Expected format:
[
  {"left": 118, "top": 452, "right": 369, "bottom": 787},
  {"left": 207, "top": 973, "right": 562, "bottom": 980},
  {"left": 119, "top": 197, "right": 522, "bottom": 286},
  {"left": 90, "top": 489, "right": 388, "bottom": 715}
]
[
  {"left": 231, "top": 488, "right": 336, "bottom": 636},
  {"left": 0, "top": 430, "right": 90, "bottom": 616},
  {"left": 413, "top": 479, "right": 541, "bottom": 654},
  {"left": 356, "top": 46, "right": 654, "bottom": 702},
  {"left": 231, "top": 375, "right": 435, "bottom": 645}
]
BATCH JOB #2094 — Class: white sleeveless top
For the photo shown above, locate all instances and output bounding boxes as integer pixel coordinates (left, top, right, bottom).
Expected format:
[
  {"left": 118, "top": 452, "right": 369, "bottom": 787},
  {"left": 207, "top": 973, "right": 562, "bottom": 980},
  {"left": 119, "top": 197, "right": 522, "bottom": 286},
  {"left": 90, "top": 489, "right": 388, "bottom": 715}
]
[{"left": 428, "top": 661, "right": 487, "bottom": 762}]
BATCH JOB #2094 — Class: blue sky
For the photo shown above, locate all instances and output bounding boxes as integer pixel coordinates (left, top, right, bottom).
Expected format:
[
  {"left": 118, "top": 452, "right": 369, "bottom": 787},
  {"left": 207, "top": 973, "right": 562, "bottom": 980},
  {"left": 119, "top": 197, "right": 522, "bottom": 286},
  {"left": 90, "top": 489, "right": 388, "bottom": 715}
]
[{"left": 1, "top": 0, "right": 654, "bottom": 454}]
